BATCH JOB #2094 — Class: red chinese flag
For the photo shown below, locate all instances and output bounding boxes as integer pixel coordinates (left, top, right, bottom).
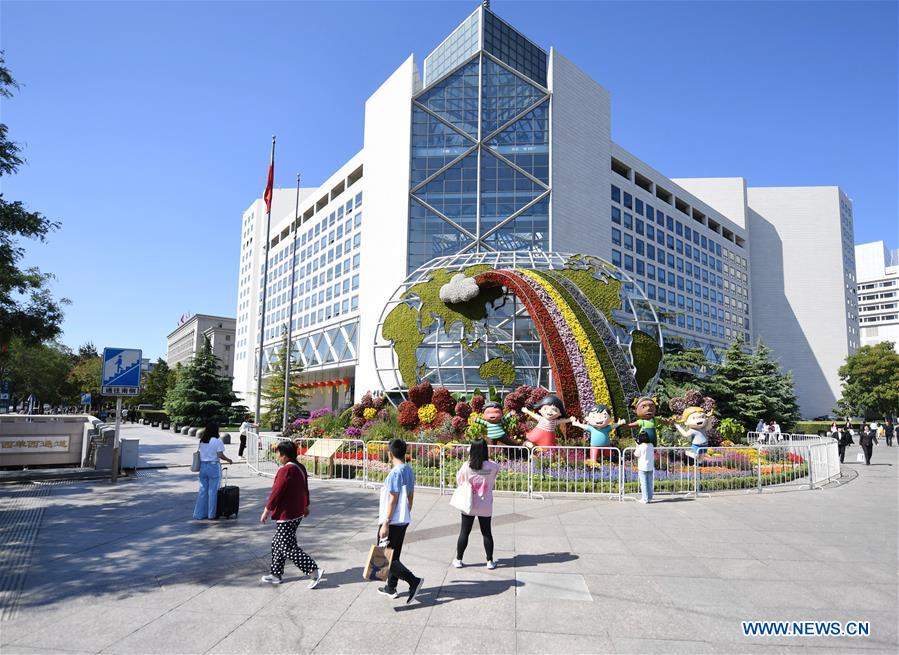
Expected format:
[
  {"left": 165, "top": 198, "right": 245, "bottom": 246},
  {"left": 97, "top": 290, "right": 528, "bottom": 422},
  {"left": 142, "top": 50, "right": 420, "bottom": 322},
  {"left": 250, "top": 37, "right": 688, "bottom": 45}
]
[{"left": 263, "top": 160, "right": 274, "bottom": 214}]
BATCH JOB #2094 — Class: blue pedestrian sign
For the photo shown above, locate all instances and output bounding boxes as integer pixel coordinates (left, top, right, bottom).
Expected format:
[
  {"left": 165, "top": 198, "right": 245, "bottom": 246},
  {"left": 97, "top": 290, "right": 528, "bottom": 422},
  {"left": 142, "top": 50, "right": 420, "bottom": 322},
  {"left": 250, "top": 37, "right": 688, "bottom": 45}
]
[
  {"left": 80, "top": 393, "right": 92, "bottom": 405},
  {"left": 101, "top": 348, "right": 142, "bottom": 396}
]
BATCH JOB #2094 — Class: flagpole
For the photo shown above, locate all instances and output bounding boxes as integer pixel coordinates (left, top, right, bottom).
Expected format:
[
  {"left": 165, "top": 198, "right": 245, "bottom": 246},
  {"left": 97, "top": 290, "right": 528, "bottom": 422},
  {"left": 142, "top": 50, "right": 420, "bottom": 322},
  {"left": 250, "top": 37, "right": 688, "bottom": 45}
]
[
  {"left": 282, "top": 172, "right": 301, "bottom": 432},
  {"left": 254, "top": 135, "right": 276, "bottom": 427}
]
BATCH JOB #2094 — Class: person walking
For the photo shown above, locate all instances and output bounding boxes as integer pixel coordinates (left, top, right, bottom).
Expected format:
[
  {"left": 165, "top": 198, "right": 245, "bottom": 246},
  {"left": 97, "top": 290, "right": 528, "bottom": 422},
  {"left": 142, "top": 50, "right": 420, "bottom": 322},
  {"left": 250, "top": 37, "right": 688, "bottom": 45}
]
[
  {"left": 859, "top": 425, "right": 877, "bottom": 465},
  {"left": 260, "top": 441, "right": 324, "bottom": 587},
  {"left": 377, "top": 438, "right": 424, "bottom": 604},
  {"left": 238, "top": 415, "right": 253, "bottom": 459},
  {"left": 884, "top": 420, "right": 894, "bottom": 447},
  {"left": 838, "top": 426, "right": 851, "bottom": 463},
  {"left": 192, "top": 424, "right": 233, "bottom": 520},
  {"left": 635, "top": 432, "right": 655, "bottom": 503},
  {"left": 452, "top": 438, "right": 499, "bottom": 570}
]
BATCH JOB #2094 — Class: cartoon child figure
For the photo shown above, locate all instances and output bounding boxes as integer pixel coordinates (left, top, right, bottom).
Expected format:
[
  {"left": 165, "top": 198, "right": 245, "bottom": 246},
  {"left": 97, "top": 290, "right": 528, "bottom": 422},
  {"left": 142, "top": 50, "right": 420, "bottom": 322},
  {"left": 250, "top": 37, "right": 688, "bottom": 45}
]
[
  {"left": 674, "top": 406, "right": 709, "bottom": 459},
  {"left": 571, "top": 403, "right": 626, "bottom": 465},
  {"left": 627, "top": 396, "right": 665, "bottom": 446},
  {"left": 472, "top": 401, "right": 518, "bottom": 446},
  {"left": 521, "top": 395, "right": 571, "bottom": 447}
]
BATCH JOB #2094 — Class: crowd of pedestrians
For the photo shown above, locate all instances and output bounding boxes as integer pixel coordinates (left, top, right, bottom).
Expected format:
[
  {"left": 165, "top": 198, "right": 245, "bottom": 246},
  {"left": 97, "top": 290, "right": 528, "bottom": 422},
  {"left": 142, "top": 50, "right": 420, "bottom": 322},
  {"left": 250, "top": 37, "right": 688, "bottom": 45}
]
[{"left": 186, "top": 413, "right": 895, "bottom": 604}]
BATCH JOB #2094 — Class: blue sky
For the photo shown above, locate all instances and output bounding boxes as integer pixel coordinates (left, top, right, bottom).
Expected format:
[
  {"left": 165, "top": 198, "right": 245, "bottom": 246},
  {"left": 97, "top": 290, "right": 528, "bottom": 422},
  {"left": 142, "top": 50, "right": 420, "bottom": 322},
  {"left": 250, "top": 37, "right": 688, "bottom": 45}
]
[{"left": 4, "top": 1, "right": 896, "bottom": 360}]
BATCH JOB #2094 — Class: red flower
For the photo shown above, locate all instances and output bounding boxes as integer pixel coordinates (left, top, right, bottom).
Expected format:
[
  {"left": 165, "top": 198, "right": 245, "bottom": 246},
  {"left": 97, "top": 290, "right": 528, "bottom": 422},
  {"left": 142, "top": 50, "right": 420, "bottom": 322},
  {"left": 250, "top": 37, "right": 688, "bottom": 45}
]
[
  {"left": 398, "top": 401, "right": 419, "bottom": 429},
  {"left": 432, "top": 387, "right": 455, "bottom": 414}
]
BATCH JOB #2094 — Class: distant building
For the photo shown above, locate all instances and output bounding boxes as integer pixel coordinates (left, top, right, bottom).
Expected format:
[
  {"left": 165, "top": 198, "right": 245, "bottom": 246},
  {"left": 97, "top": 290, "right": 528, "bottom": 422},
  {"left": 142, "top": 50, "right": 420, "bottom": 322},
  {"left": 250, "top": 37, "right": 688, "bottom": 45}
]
[
  {"left": 856, "top": 241, "right": 899, "bottom": 353},
  {"left": 166, "top": 314, "right": 236, "bottom": 377}
]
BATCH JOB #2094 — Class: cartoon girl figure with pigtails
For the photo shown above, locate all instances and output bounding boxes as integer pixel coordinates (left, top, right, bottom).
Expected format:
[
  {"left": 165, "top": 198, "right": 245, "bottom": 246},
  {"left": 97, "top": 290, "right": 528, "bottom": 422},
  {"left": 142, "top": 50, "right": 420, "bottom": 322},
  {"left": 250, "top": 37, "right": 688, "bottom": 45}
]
[
  {"left": 627, "top": 396, "right": 668, "bottom": 446},
  {"left": 674, "top": 407, "right": 710, "bottom": 459},
  {"left": 521, "top": 395, "right": 571, "bottom": 448}
]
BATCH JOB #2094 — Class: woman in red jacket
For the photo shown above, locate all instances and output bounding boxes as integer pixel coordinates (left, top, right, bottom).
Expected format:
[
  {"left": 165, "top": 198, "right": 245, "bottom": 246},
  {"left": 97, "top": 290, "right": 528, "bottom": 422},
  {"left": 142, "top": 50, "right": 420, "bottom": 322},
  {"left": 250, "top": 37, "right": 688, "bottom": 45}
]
[{"left": 260, "top": 441, "right": 324, "bottom": 587}]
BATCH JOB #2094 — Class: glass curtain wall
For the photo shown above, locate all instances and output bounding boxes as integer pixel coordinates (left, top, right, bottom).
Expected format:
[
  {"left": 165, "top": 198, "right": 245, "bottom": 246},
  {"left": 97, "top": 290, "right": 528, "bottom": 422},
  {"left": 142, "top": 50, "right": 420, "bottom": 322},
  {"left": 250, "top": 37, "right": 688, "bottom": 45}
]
[{"left": 408, "top": 15, "right": 551, "bottom": 273}]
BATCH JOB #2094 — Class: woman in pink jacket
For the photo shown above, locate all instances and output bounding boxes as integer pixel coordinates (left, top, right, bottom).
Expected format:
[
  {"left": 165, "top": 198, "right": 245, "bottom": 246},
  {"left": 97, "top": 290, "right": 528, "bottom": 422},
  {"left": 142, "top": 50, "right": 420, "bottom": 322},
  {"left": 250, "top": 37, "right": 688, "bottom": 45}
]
[{"left": 452, "top": 439, "right": 499, "bottom": 570}]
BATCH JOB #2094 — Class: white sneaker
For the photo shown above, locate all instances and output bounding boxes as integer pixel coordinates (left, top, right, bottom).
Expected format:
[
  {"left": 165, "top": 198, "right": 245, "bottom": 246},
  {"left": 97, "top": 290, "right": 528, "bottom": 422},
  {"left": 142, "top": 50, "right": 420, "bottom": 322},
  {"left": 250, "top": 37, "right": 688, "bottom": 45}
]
[
  {"left": 486, "top": 560, "right": 497, "bottom": 570},
  {"left": 452, "top": 558, "right": 463, "bottom": 568},
  {"left": 308, "top": 568, "right": 324, "bottom": 589},
  {"left": 638, "top": 499, "right": 648, "bottom": 504},
  {"left": 260, "top": 574, "right": 282, "bottom": 584}
]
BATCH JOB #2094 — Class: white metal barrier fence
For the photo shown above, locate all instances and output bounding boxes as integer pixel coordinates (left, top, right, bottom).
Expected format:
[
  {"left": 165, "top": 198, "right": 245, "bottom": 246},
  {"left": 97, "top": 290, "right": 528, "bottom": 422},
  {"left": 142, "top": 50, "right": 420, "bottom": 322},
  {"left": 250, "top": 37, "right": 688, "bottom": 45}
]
[{"left": 245, "top": 431, "right": 841, "bottom": 497}]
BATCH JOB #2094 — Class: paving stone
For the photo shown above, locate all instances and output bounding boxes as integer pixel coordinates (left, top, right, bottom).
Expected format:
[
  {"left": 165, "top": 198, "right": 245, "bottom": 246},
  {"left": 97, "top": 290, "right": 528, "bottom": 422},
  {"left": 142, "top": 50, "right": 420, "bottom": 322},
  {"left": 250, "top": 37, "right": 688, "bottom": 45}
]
[
  {"left": 312, "top": 620, "right": 424, "bottom": 654},
  {"left": 415, "top": 626, "right": 517, "bottom": 654},
  {"left": 516, "top": 571, "right": 592, "bottom": 601}
]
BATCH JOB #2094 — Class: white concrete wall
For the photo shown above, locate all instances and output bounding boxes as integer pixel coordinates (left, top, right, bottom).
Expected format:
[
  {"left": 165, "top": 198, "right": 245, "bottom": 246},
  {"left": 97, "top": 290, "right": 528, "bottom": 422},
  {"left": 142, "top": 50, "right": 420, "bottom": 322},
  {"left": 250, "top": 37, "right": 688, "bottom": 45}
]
[
  {"left": 747, "top": 186, "right": 853, "bottom": 418},
  {"left": 548, "top": 49, "right": 611, "bottom": 260},
  {"left": 855, "top": 241, "right": 889, "bottom": 280},
  {"left": 354, "top": 56, "right": 418, "bottom": 400}
]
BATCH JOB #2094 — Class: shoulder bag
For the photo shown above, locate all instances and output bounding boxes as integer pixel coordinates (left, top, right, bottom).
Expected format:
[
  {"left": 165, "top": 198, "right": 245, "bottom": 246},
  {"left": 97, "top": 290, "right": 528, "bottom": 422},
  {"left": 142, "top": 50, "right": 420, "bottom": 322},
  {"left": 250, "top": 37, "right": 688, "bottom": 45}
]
[
  {"left": 450, "top": 477, "right": 473, "bottom": 514},
  {"left": 191, "top": 443, "right": 201, "bottom": 472}
]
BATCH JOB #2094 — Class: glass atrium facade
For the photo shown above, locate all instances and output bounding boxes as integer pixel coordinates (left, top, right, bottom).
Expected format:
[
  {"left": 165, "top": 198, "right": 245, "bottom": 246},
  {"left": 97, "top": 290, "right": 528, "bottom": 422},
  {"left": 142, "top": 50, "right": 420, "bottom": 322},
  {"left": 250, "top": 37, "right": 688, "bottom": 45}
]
[{"left": 408, "top": 7, "right": 550, "bottom": 273}]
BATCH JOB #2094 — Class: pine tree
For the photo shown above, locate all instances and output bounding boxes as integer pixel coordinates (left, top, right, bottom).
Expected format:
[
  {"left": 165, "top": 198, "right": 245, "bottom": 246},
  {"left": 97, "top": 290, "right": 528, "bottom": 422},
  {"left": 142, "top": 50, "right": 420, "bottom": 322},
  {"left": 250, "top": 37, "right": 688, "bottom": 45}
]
[
  {"left": 261, "top": 335, "right": 309, "bottom": 429},
  {"left": 164, "top": 338, "right": 238, "bottom": 426},
  {"left": 708, "top": 336, "right": 800, "bottom": 429},
  {"left": 749, "top": 340, "right": 801, "bottom": 429},
  {"left": 656, "top": 343, "right": 712, "bottom": 408},
  {"left": 707, "top": 335, "right": 767, "bottom": 422}
]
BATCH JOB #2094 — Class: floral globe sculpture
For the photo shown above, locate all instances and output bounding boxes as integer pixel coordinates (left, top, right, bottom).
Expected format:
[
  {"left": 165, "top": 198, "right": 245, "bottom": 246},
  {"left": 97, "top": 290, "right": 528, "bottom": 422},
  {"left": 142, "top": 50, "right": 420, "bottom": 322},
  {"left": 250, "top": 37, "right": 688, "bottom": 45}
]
[{"left": 374, "top": 252, "right": 663, "bottom": 425}]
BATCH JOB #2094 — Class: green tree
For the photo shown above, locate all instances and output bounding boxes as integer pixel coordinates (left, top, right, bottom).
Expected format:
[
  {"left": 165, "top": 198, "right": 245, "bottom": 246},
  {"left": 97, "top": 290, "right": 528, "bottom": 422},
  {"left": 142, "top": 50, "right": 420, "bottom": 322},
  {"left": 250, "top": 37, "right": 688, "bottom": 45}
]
[
  {"left": 261, "top": 335, "right": 309, "bottom": 429},
  {"left": 66, "top": 349, "right": 102, "bottom": 410},
  {"left": 1, "top": 338, "right": 74, "bottom": 409},
  {"left": 164, "top": 338, "right": 239, "bottom": 426},
  {"left": 836, "top": 342, "right": 899, "bottom": 420},
  {"left": 655, "top": 343, "right": 712, "bottom": 408},
  {"left": 708, "top": 336, "right": 800, "bottom": 429},
  {"left": 0, "top": 55, "right": 67, "bottom": 349},
  {"left": 140, "top": 359, "right": 171, "bottom": 408}
]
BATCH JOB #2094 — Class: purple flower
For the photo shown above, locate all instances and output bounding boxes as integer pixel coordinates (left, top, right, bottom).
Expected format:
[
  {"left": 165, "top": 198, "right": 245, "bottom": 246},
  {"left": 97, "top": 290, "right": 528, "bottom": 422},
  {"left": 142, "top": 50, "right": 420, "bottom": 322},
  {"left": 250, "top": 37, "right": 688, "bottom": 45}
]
[
  {"left": 344, "top": 426, "right": 363, "bottom": 438},
  {"left": 310, "top": 408, "right": 332, "bottom": 419}
]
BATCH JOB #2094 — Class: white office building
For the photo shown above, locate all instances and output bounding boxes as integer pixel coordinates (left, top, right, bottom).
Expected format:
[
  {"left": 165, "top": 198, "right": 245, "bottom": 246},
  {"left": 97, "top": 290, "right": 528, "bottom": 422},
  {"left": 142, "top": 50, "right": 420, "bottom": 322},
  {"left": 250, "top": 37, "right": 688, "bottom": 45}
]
[
  {"left": 855, "top": 241, "right": 899, "bottom": 352},
  {"left": 166, "top": 314, "right": 237, "bottom": 378},
  {"left": 677, "top": 182, "right": 859, "bottom": 417},
  {"left": 232, "top": 5, "right": 857, "bottom": 418}
]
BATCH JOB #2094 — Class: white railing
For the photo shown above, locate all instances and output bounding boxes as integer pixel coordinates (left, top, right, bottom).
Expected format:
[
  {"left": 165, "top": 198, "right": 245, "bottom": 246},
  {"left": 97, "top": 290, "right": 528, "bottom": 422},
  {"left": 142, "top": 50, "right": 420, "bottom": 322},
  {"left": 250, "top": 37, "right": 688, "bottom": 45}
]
[{"left": 245, "top": 430, "right": 842, "bottom": 498}]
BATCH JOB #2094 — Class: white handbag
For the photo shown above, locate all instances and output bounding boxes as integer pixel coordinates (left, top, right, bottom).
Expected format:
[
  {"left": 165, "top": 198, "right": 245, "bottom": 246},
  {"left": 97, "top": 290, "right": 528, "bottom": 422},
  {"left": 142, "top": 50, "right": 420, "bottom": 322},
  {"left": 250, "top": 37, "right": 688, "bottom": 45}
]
[
  {"left": 856, "top": 452, "right": 865, "bottom": 463},
  {"left": 450, "top": 482, "right": 473, "bottom": 514}
]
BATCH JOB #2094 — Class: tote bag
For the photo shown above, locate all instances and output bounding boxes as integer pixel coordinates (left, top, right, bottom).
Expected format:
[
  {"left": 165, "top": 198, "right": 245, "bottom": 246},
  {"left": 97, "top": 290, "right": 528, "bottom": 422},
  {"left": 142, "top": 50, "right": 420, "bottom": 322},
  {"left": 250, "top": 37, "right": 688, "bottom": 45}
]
[
  {"left": 450, "top": 481, "right": 473, "bottom": 514},
  {"left": 191, "top": 446, "right": 201, "bottom": 472}
]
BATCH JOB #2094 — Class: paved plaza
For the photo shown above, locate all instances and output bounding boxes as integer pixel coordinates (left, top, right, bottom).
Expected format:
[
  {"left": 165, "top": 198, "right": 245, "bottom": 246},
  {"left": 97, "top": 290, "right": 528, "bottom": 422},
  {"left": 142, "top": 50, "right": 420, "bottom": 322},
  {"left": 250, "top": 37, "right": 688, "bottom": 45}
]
[{"left": 0, "top": 424, "right": 896, "bottom": 654}]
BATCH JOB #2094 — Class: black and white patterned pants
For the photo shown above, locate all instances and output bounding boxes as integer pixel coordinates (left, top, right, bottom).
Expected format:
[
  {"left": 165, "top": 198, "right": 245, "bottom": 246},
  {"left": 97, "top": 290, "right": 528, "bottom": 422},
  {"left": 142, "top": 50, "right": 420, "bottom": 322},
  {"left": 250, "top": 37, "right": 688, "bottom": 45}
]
[{"left": 271, "top": 518, "right": 317, "bottom": 577}]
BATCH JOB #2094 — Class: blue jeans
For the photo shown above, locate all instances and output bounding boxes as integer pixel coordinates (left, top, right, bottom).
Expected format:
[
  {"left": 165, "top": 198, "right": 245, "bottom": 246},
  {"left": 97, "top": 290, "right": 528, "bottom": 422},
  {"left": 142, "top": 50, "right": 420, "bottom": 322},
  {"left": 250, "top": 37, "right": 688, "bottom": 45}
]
[
  {"left": 639, "top": 470, "right": 654, "bottom": 502},
  {"left": 193, "top": 461, "right": 221, "bottom": 519}
]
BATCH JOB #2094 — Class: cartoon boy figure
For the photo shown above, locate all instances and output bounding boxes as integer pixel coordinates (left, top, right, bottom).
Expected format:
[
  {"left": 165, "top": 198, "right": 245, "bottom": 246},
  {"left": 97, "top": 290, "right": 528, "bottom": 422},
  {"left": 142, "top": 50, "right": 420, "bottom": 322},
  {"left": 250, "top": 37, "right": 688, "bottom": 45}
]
[
  {"left": 627, "top": 396, "right": 666, "bottom": 446},
  {"left": 472, "top": 402, "right": 518, "bottom": 446},
  {"left": 571, "top": 403, "right": 626, "bottom": 465}
]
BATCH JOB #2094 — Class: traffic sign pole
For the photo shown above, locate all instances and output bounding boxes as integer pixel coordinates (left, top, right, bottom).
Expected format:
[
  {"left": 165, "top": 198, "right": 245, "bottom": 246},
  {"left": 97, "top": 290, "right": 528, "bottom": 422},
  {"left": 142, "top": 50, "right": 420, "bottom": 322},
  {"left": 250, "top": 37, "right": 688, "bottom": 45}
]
[{"left": 111, "top": 397, "right": 122, "bottom": 483}]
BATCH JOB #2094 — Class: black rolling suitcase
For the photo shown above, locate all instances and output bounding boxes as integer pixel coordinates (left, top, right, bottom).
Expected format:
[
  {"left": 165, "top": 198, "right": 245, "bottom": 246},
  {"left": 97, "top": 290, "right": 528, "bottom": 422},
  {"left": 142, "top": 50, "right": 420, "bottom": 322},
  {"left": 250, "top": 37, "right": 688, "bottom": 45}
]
[{"left": 217, "top": 467, "right": 240, "bottom": 518}]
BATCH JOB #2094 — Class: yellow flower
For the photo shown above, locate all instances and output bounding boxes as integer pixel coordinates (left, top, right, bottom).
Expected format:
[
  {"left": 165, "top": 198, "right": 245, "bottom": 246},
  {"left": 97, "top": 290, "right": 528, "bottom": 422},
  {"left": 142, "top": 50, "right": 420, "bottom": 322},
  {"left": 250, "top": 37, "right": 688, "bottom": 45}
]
[
  {"left": 468, "top": 412, "right": 481, "bottom": 426},
  {"left": 518, "top": 270, "right": 611, "bottom": 407},
  {"left": 418, "top": 403, "right": 437, "bottom": 424},
  {"left": 363, "top": 407, "right": 377, "bottom": 421}
]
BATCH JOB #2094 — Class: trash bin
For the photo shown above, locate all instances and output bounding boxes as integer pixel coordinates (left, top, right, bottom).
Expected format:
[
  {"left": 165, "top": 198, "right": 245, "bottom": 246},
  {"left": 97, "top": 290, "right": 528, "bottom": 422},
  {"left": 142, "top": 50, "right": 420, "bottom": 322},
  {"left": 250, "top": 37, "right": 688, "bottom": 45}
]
[{"left": 120, "top": 437, "right": 140, "bottom": 469}]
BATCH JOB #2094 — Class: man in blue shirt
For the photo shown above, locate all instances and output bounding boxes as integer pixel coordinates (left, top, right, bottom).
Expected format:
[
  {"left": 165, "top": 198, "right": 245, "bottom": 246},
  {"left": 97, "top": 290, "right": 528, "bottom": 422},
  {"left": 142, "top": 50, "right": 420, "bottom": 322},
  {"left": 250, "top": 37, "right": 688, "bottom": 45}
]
[{"left": 377, "top": 438, "right": 424, "bottom": 603}]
